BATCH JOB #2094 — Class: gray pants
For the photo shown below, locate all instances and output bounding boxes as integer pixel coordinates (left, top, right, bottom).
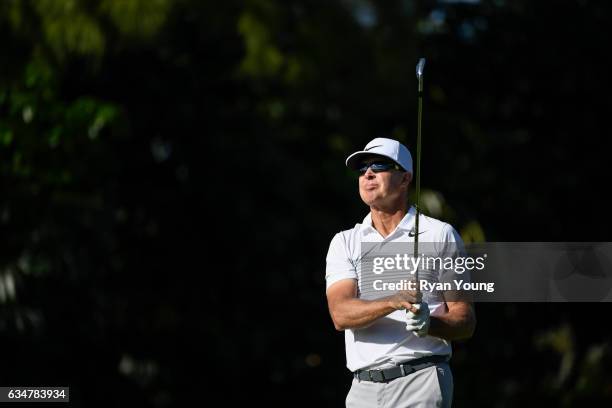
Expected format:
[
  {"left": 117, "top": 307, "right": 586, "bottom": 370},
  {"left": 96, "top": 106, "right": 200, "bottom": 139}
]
[{"left": 346, "top": 363, "right": 453, "bottom": 408}]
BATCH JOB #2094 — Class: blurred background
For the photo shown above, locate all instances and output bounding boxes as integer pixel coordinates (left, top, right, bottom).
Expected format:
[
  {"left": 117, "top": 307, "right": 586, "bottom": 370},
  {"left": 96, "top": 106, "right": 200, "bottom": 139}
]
[{"left": 1, "top": 0, "right": 612, "bottom": 406}]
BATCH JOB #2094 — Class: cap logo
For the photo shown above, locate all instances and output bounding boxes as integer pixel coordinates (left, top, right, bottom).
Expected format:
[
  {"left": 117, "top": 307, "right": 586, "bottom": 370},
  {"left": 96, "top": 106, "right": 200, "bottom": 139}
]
[{"left": 365, "top": 145, "right": 382, "bottom": 151}]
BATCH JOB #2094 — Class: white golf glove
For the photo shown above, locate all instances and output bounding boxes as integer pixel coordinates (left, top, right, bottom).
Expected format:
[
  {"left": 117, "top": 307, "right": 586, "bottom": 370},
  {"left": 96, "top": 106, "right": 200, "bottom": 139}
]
[{"left": 405, "top": 302, "right": 430, "bottom": 337}]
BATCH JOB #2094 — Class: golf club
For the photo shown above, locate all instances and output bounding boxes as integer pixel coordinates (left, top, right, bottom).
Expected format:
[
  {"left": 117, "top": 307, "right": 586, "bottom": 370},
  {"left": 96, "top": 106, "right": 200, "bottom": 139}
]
[{"left": 414, "top": 58, "right": 425, "bottom": 286}]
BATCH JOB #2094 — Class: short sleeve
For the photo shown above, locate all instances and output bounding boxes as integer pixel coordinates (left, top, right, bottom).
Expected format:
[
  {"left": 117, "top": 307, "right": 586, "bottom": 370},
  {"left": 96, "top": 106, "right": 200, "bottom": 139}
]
[
  {"left": 437, "top": 223, "right": 466, "bottom": 259},
  {"left": 325, "top": 233, "right": 357, "bottom": 291},
  {"left": 437, "top": 223, "right": 473, "bottom": 301}
]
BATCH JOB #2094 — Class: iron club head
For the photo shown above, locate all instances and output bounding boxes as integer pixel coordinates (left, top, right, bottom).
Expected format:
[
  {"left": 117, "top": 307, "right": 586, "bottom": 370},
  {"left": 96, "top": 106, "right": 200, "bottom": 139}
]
[{"left": 416, "top": 58, "right": 426, "bottom": 79}]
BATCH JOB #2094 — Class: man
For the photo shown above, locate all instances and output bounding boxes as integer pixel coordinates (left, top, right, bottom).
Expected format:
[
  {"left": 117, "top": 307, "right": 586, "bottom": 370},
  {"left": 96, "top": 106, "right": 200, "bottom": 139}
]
[{"left": 325, "top": 137, "right": 476, "bottom": 408}]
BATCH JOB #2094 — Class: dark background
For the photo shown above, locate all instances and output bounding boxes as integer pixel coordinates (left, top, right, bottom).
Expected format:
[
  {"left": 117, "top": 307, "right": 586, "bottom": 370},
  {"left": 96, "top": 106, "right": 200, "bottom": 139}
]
[{"left": 1, "top": 0, "right": 611, "bottom": 406}]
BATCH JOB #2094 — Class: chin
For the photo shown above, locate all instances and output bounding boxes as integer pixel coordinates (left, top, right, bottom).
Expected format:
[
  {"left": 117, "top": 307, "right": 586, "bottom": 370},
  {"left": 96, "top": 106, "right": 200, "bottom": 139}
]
[{"left": 360, "top": 195, "right": 379, "bottom": 207}]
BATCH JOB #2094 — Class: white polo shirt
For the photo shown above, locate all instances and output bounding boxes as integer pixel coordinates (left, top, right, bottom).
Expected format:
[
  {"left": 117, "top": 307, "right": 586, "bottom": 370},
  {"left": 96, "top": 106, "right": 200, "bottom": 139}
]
[{"left": 325, "top": 206, "right": 465, "bottom": 372}]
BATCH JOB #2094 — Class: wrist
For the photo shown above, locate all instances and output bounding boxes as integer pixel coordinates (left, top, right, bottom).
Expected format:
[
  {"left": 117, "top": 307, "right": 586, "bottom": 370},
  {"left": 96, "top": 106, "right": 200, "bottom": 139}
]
[{"left": 386, "top": 298, "right": 397, "bottom": 311}]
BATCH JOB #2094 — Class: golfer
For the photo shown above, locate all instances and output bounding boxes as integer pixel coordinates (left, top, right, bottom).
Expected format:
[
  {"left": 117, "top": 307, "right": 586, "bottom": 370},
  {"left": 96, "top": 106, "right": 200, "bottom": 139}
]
[{"left": 325, "top": 137, "right": 476, "bottom": 408}]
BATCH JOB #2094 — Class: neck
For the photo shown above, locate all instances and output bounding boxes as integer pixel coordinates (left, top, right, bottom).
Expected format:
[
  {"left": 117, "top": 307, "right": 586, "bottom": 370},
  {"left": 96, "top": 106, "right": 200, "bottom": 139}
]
[{"left": 370, "top": 202, "right": 410, "bottom": 238}]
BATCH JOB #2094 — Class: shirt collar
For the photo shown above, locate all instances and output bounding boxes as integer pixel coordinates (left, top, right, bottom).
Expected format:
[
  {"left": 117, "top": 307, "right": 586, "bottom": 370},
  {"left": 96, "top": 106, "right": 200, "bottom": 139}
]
[
  {"left": 360, "top": 206, "right": 417, "bottom": 238},
  {"left": 396, "top": 206, "right": 417, "bottom": 232}
]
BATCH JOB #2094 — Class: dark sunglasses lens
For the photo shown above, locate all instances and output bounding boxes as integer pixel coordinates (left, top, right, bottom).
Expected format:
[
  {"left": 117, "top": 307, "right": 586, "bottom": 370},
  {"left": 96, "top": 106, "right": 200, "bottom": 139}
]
[
  {"left": 370, "top": 163, "right": 391, "bottom": 172},
  {"left": 358, "top": 162, "right": 393, "bottom": 174}
]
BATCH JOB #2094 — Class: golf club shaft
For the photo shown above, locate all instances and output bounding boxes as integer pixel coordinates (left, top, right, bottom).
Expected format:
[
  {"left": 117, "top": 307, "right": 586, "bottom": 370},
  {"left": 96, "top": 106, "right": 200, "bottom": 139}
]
[
  {"left": 414, "top": 58, "right": 425, "bottom": 293},
  {"left": 414, "top": 58, "right": 425, "bottom": 290}
]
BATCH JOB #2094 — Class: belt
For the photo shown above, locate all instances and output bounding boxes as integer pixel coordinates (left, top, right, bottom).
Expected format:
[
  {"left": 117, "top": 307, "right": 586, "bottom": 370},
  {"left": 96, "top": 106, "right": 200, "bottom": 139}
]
[{"left": 353, "top": 355, "right": 449, "bottom": 383}]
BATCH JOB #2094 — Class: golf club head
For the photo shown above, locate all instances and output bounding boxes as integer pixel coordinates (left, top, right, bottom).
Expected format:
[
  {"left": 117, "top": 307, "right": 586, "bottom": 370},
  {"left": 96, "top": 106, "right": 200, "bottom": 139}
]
[{"left": 416, "top": 58, "right": 426, "bottom": 79}]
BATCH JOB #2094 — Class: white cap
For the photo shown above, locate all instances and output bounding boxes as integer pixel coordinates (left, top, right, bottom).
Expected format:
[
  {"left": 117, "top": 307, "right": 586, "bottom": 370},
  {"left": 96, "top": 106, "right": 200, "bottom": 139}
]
[{"left": 345, "top": 137, "right": 413, "bottom": 173}]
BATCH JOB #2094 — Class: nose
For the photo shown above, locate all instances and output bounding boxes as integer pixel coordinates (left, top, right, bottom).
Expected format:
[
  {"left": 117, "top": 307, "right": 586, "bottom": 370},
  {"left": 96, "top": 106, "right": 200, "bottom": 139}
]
[{"left": 363, "top": 167, "right": 376, "bottom": 178}]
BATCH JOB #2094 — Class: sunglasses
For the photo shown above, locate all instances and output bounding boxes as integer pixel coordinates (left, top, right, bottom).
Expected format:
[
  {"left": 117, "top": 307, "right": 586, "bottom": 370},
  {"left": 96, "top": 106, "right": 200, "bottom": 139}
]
[{"left": 357, "top": 161, "right": 401, "bottom": 175}]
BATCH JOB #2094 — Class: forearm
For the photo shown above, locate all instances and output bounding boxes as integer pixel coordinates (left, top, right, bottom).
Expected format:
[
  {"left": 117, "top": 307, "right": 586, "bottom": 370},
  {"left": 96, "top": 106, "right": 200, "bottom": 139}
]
[
  {"left": 330, "top": 297, "right": 396, "bottom": 331},
  {"left": 428, "top": 306, "right": 476, "bottom": 341}
]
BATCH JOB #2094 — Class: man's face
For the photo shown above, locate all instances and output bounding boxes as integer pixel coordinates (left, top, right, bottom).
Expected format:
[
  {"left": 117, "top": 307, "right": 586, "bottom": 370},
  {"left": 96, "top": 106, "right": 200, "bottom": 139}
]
[{"left": 357, "top": 156, "right": 412, "bottom": 207}]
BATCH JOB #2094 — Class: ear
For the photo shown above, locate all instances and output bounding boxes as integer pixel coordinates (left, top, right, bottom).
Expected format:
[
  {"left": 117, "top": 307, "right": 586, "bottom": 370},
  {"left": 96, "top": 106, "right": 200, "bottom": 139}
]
[{"left": 402, "top": 172, "right": 413, "bottom": 187}]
